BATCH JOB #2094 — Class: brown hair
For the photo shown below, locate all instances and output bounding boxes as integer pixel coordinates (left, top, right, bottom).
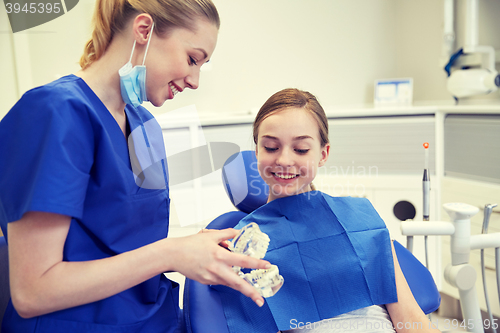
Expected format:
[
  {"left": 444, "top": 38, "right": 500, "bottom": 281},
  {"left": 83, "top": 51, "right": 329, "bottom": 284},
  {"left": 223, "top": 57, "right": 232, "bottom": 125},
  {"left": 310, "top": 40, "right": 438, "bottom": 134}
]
[
  {"left": 253, "top": 88, "right": 329, "bottom": 147},
  {"left": 79, "top": 0, "right": 220, "bottom": 69}
]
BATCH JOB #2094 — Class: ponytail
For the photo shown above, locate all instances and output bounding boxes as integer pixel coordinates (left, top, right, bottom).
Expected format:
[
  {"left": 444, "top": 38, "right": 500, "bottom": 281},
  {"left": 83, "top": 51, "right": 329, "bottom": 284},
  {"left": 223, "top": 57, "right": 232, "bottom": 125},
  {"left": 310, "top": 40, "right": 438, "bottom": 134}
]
[{"left": 80, "top": 0, "right": 134, "bottom": 69}]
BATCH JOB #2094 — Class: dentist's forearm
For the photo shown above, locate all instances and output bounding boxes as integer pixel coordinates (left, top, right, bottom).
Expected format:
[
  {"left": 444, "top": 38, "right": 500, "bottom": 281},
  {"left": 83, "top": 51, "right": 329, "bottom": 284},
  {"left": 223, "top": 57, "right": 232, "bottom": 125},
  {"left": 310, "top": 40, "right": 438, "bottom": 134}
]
[{"left": 11, "top": 238, "right": 169, "bottom": 318}]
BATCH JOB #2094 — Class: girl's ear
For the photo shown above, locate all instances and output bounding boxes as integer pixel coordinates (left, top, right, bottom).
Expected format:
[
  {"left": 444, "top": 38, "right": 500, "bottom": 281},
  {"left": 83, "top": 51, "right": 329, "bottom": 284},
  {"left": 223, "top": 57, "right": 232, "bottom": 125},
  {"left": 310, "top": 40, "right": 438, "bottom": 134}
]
[{"left": 318, "top": 143, "right": 330, "bottom": 167}]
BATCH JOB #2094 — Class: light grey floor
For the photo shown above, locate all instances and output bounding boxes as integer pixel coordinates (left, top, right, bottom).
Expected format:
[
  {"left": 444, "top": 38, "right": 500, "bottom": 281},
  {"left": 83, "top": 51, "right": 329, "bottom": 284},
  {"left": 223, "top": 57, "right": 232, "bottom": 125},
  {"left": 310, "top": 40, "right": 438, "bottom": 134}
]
[{"left": 427, "top": 312, "right": 469, "bottom": 332}]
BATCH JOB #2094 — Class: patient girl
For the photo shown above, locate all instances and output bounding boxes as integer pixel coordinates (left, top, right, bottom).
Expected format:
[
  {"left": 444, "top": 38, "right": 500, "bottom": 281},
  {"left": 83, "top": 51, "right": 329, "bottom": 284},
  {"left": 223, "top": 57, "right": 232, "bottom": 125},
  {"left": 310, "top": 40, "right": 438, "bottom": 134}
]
[{"left": 217, "top": 88, "right": 441, "bottom": 333}]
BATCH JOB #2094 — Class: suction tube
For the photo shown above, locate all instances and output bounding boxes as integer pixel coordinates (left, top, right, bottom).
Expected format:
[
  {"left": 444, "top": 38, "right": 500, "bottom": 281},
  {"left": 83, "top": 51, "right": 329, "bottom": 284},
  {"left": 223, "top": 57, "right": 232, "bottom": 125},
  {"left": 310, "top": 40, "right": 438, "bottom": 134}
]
[
  {"left": 481, "top": 203, "right": 498, "bottom": 333},
  {"left": 481, "top": 249, "right": 495, "bottom": 333},
  {"left": 496, "top": 248, "right": 500, "bottom": 316}
]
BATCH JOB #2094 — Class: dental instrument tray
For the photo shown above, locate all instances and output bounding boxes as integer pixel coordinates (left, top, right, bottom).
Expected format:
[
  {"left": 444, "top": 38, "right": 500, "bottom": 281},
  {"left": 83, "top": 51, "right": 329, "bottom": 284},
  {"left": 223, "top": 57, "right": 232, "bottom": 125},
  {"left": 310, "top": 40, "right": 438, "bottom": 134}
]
[{"left": 229, "top": 222, "right": 284, "bottom": 298}]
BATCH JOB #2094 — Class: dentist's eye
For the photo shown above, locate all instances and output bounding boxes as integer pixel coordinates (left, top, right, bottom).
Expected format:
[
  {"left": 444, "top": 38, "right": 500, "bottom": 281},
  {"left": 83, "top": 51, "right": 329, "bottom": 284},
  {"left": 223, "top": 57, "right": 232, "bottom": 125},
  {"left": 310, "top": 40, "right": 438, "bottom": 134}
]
[
  {"left": 189, "top": 56, "right": 198, "bottom": 66},
  {"left": 296, "top": 149, "right": 309, "bottom": 154},
  {"left": 264, "top": 147, "right": 278, "bottom": 152}
]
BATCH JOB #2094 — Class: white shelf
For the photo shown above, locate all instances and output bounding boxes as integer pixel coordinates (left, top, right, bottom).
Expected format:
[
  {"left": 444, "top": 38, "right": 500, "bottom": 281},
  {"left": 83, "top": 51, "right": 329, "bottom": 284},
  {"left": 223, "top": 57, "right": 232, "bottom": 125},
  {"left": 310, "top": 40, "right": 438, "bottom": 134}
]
[{"left": 156, "top": 105, "right": 500, "bottom": 129}]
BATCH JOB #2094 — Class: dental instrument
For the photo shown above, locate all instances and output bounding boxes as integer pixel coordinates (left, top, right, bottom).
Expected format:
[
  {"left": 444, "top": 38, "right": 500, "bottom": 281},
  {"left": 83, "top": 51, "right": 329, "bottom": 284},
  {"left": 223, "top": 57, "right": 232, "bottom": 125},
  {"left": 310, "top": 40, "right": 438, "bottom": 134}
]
[
  {"left": 423, "top": 142, "right": 430, "bottom": 222},
  {"left": 407, "top": 142, "right": 432, "bottom": 254},
  {"left": 423, "top": 142, "right": 430, "bottom": 268},
  {"left": 481, "top": 203, "right": 499, "bottom": 333}
]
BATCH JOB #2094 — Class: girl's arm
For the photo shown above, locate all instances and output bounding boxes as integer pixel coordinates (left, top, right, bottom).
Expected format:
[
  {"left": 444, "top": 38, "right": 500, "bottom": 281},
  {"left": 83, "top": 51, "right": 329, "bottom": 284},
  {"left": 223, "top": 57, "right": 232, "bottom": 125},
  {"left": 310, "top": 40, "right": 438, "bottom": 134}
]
[
  {"left": 386, "top": 241, "right": 441, "bottom": 333},
  {"left": 8, "top": 211, "right": 268, "bottom": 318}
]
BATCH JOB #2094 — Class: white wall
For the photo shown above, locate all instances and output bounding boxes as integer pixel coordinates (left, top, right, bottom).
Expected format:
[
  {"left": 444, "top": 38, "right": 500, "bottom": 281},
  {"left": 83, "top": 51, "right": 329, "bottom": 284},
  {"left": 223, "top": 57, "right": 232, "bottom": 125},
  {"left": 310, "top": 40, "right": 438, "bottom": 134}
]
[
  {"left": 0, "top": 8, "right": 19, "bottom": 120},
  {"left": 0, "top": 0, "right": 94, "bottom": 119},
  {"left": 167, "top": 0, "right": 399, "bottom": 114},
  {"left": 395, "top": 0, "right": 450, "bottom": 103},
  {"left": 3, "top": 0, "right": 499, "bottom": 119},
  {"left": 26, "top": 0, "right": 94, "bottom": 86}
]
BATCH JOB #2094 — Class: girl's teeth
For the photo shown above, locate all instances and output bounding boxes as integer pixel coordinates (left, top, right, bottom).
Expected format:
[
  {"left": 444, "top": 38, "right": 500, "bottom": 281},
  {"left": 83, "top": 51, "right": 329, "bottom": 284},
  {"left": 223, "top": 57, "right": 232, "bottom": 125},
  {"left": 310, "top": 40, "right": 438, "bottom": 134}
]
[{"left": 275, "top": 173, "right": 297, "bottom": 179}]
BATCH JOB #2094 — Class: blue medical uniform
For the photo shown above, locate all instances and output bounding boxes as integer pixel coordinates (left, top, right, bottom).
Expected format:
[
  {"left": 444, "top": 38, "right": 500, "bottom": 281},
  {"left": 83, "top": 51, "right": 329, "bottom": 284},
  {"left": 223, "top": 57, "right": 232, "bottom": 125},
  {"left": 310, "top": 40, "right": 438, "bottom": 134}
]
[{"left": 0, "top": 75, "right": 180, "bottom": 332}]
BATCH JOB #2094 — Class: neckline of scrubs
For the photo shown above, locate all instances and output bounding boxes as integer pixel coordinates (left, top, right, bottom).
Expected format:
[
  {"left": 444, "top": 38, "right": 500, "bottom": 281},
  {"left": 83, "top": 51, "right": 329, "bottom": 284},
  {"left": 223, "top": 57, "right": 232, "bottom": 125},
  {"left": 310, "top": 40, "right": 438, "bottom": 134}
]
[
  {"left": 69, "top": 74, "right": 168, "bottom": 191},
  {"left": 69, "top": 74, "right": 135, "bottom": 170}
]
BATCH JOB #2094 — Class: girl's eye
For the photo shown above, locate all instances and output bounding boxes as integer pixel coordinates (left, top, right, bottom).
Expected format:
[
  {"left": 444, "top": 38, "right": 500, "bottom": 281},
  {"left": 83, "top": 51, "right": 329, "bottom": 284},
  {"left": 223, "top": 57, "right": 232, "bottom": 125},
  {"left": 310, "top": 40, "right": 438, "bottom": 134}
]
[
  {"left": 264, "top": 147, "right": 278, "bottom": 152},
  {"left": 189, "top": 56, "right": 198, "bottom": 66},
  {"left": 296, "top": 149, "right": 309, "bottom": 154}
]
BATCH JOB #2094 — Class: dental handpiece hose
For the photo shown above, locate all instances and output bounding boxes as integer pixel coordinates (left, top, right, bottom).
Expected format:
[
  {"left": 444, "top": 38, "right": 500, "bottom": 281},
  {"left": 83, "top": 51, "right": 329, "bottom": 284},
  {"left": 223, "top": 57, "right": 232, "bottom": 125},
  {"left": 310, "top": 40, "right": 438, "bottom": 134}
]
[
  {"left": 423, "top": 143, "right": 430, "bottom": 269},
  {"left": 481, "top": 203, "right": 498, "bottom": 333}
]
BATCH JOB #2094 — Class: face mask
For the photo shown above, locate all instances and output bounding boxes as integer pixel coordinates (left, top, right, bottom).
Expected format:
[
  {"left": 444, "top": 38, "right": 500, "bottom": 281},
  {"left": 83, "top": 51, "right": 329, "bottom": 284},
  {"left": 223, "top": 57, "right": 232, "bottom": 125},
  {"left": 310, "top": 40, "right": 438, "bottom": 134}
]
[{"left": 119, "top": 23, "right": 155, "bottom": 107}]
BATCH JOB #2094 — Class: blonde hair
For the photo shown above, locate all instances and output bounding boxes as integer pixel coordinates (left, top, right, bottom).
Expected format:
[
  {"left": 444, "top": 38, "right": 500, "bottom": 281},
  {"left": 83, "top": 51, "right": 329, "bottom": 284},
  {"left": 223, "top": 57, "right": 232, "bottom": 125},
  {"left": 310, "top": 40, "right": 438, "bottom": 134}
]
[
  {"left": 253, "top": 88, "right": 329, "bottom": 148},
  {"left": 79, "top": 0, "right": 220, "bottom": 69}
]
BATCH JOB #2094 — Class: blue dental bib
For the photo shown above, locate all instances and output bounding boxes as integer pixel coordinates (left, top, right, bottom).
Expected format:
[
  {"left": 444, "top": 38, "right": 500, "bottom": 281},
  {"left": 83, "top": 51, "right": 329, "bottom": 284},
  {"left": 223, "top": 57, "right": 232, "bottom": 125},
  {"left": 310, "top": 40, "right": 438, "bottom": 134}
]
[{"left": 214, "top": 191, "right": 397, "bottom": 332}]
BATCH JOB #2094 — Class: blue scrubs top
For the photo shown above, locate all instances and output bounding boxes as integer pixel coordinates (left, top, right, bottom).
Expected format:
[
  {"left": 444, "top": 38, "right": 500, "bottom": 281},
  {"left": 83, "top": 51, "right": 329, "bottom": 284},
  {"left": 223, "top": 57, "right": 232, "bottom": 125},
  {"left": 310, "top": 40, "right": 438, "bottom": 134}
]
[{"left": 0, "top": 75, "right": 180, "bottom": 332}]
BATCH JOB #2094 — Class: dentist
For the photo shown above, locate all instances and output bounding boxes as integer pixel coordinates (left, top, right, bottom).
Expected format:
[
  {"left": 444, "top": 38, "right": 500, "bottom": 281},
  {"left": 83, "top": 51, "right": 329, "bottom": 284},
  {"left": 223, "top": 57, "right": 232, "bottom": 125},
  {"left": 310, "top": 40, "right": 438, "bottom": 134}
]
[{"left": 0, "top": 0, "right": 270, "bottom": 332}]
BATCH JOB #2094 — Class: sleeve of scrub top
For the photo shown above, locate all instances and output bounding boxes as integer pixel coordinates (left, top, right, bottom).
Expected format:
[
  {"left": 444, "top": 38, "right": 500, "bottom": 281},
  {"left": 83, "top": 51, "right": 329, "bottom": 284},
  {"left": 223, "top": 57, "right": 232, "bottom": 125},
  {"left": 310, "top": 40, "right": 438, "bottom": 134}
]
[{"left": 0, "top": 85, "right": 94, "bottom": 223}]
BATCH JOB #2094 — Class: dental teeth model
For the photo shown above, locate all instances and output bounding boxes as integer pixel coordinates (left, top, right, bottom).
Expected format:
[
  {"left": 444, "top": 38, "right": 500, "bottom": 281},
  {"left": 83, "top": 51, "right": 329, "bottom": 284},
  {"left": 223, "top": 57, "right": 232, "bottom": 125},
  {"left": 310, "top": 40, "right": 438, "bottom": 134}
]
[
  {"left": 230, "top": 222, "right": 270, "bottom": 259},
  {"left": 229, "top": 222, "right": 284, "bottom": 298},
  {"left": 241, "top": 264, "right": 284, "bottom": 298}
]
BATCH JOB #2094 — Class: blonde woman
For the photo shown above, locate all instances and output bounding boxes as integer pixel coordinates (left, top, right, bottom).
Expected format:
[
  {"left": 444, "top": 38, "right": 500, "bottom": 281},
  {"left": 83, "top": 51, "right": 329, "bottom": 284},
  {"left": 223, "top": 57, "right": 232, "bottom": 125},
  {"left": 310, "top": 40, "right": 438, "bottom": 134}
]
[{"left": 0, "top": 1, "right": 269, "bottom": 332}]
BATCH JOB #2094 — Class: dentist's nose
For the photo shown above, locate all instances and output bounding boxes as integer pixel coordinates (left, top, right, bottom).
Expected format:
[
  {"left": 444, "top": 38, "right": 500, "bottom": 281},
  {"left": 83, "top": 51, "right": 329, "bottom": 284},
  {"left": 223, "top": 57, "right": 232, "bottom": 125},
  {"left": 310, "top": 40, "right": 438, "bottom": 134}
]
[{"left": 185, "top": 68, "right": 200, "bottom": 90}]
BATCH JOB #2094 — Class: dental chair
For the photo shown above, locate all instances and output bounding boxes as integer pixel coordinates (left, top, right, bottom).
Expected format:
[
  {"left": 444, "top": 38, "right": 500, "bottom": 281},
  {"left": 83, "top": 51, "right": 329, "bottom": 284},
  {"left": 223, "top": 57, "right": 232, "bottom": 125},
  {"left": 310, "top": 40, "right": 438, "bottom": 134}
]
[{"left": 183, "top": 151, "right": 441, "bottom": 333}]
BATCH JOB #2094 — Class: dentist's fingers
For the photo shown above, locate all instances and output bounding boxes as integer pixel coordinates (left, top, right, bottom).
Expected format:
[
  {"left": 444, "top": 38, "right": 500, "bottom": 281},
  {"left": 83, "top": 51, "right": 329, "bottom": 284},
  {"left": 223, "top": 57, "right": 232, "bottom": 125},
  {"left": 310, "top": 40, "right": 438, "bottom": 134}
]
[
  {"left": 209, "top": 228, "right": 271, "bottom": 269},
  {"left": 220, "top": 249, "right": 271, "bottom": 270},
  {"left": 217, "top": 263, "right": 265, "bottom": 307},
  {"left": 206, "top": 227, "right": 239, "bottom": 241},
  {"left": 198, "top": 228, "right": 235, "bottom": 248},
  {"left": 206, "top": 239, "right": 270, "bottom": 307}
]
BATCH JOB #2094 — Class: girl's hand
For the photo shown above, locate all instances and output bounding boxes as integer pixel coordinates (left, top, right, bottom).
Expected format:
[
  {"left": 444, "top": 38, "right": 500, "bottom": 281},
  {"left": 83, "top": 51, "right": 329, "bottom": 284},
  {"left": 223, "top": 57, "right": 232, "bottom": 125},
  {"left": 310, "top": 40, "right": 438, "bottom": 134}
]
[{"left": 166, "top": 228, "right": 270, "bottom": 307}]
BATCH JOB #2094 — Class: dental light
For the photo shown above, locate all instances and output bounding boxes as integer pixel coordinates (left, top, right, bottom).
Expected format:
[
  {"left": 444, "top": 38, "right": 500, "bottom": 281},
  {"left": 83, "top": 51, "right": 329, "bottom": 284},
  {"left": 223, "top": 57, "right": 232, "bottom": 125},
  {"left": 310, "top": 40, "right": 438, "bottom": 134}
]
[
  {"left": 445, "top": 0, "right": 500, "bottom": 99},
  {"left": 447, "top": 68, "right": 500, "bottom": 98}
]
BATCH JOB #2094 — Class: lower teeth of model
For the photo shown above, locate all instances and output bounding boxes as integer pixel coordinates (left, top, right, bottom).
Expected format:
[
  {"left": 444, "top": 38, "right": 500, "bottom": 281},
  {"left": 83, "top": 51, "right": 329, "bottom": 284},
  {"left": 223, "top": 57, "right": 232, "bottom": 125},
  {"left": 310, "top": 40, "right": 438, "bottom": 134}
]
[{"left": 170, "top": 84, "right": 178, "bottom": 95}]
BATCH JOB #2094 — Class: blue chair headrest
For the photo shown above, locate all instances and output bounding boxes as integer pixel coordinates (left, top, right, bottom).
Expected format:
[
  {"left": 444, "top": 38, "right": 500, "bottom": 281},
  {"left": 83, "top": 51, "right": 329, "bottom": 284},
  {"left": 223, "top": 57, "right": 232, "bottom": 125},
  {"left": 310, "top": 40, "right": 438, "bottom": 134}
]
[{"left": 221, "top": 150, "right": 269, "bottom": 214}]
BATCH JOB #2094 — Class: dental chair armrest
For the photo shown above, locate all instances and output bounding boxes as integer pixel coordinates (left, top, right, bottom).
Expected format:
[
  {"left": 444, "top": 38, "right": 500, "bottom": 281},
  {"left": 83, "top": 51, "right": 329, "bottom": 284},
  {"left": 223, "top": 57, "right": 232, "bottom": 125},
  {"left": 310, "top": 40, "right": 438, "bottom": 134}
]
[
  {"left": 183, "top": 211, "right": 246, "bottom": 333},
  {"left": 183, "top": 277, "right": 229, "bottom": 333},
  {"left": 393, "top": 240, "right": 441, "bottom": 314}
]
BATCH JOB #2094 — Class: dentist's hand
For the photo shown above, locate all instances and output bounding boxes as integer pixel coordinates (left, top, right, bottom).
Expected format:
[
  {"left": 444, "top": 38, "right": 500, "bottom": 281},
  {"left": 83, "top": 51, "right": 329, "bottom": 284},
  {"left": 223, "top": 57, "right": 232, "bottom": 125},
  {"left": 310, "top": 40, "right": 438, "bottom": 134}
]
[{"left": 166, "top": 228, "right": 270, "bottom": 307}]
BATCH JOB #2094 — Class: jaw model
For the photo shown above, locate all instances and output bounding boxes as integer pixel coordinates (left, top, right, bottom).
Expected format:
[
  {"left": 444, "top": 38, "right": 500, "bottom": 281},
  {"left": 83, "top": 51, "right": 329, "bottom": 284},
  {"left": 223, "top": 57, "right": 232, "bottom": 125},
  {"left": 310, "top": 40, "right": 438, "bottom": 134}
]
[{"left": 229, "top": 222, "right": 284, "bottom": 298}]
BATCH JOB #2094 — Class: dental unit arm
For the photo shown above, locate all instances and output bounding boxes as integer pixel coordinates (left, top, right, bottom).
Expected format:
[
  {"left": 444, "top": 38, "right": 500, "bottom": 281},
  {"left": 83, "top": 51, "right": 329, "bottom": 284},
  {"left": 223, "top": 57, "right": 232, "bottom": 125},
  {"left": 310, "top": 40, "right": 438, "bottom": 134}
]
[
  {"left": 229, "top": 223, "right": 284, "bottom": 298},
  {"left": 401, "top": 203, "right": 500, "bottom": 333}
]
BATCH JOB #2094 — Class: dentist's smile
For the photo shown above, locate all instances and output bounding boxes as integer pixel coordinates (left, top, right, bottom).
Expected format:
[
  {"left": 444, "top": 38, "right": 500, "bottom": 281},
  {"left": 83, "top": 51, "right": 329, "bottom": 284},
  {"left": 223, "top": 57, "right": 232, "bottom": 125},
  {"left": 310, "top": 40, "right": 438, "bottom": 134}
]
[{"left": 168, "top": 82, "right": 182, "bottom": 98}]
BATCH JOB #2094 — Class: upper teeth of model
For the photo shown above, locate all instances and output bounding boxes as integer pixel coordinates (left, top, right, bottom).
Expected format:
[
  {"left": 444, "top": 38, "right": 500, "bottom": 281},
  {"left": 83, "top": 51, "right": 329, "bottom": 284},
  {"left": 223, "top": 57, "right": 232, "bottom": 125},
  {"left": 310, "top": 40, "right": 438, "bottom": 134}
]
[
  {"left": 169, "top": 83, "right": 179, "bottom": 95},
  {"left": 275, "top": 173, "right": 297, "bottom": 179}
]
